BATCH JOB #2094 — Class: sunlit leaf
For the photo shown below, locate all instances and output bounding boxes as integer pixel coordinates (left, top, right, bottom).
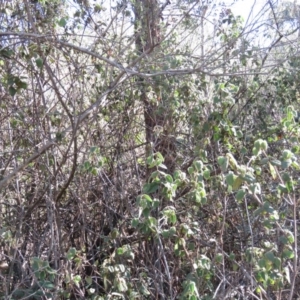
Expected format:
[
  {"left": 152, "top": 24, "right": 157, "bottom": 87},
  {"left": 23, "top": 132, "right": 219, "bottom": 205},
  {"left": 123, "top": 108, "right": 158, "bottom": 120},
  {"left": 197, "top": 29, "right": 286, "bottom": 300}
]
[{"left": 269, "top": 162, "right": 277, "bottom": 179}]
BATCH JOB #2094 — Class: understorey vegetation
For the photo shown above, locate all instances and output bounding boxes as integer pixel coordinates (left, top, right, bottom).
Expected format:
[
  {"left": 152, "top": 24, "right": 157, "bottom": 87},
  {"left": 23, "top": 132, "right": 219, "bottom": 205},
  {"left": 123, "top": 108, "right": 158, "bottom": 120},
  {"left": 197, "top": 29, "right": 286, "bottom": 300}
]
[{"left": 0, "top": 0, "right": 300, "bottom": 299}]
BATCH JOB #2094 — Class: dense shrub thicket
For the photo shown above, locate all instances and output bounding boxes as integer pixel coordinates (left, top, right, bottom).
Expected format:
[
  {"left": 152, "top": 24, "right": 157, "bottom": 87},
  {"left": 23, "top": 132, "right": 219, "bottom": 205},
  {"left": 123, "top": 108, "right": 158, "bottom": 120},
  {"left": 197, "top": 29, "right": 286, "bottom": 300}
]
[{"left": 1, "top": 0, "right": 300, "bottom": 299}]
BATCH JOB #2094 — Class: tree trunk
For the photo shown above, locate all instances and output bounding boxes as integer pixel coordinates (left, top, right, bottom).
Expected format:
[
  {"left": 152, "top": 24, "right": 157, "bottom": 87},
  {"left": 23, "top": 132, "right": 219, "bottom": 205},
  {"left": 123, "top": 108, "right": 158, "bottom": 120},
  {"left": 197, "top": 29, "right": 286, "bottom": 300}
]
[{"left": 134, "top": 0, "right": 176, "bottom": 175}]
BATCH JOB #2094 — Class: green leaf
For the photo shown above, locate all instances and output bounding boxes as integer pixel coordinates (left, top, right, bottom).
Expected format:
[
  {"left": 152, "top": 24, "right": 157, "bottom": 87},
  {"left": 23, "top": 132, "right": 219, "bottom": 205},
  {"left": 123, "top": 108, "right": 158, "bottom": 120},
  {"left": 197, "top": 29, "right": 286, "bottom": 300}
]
[
  {"left": 173, "top": 170, "right": 186, "bottom": 182},
  {"left": 40, "top": 281, "right": 55, "bottom": 289},
  {"left": 255, "top": 166, "right": 262, "bottom": 175},
  {"left": 282, "top": 249, "right": 294, "bottom": 259},
  {"left": 226, "top": 173, "right": 235, "bottom": 186},
  {"left": 45, "top": 267, "right": 57, "bottom": 275},
  {"left": 282, "top": 150, "right": 293, "bottom": 160},
  {"left": 94, "top": 4, "right": 104, "bottom": 13},
  {"left": 269, "top": 162, "right": 277, "bottom": 179},
  {"left": 215, "top": 253, "right": 223, "bottom": 264},
  {"left": 278, "top": 184, "right": 288, "bottom": 193},
  {"left": 66, "top": 248, "right": 76, "bottom": 260},
  {"left": 84, "top": 161, "right": 91, "bottom": 170},
  {"left": 236, "top": 189, "right": 246, "bottom": 201},
  {"left": 241, "top": 174, "right": 256, "bottom": 183},
  {"left": 142, "top": 182, "right": 160, "bottom": 194},
  {"left": 58, "top": 17, "right": 67, "bottom": 27},
  {"left": 146, "top": 152, "right": 164, "bottom": 168},
  {"left": 218, "top": 156, "right": 228, "bottom": 172},
  {"left": 131, "top": 218, "right": 139, "bottom": 227},
  {"left": 32, "top": 257, "right": 40, "bottom": 272},
  {"left": 188, "top": 166, "right": 194, "bottom": 175},
  {"left": 116, "top": 277, "right": 128, "bottom": 292},
  {"left": 9, "top": 86, "right": 17, "bottom": 96},
  {"left": 203, "top": 169, "right": 210, "bottom": 179},
  {"left": 35, "top": 57, "right": 43, "bottom": 68},
  {"left": 165, "top": 174, "right": 173, "bottom": 183},
  {"left": 91, "top": 168, "right": 98, "bottom": 176},
  {"left": 252, "top": 146, "right": 260, "bottom": 156},
  {"left": 264, "top": 251, "right": 275, "bottom": 261},
  {"left": 111, "top": 228, "right": 119, "bottom": 239},
  {"left": 258, "top": 258, "right": 266, "bottom": 268},
  {"left": 116, "top": 247, "right": 124, "bottom": 255},
  {"left": 0, "top": 48, "right": 14, "bottom": 58},
  {"left": 56, "top": 131, "right": 64, "bottom": 141},
  {"left": 226, "top": 153, "right": 238, "bottom": 169},
  {"left": 232, "top": 176, "right": 243, "bottom": 190},
  {"left": 193, "top": 160, "right": 203, "bottom": 172},
  {"left": 292, "top": 161, "right": 300, "bottom": 169},
  {"left": 16, "top": 81, "right": 27, "bottom": 89},
  {"left": 39, "top": 270, "right": 46, "bottom": 280},
  {"left": 153, "top": 198, "right": 160, "bottom": 208},
  {"left": 138, "top": 194, "right": 152, "bottom": 208},
  {"left": 240, "top": 147, "right": 247, "bottom": 155},
  {"left": 161, "top": 227, "right": 176, "bottom": 238},
  {"left": 86, "top": 276, "right": 93, "bottom": 286},
  {"left": 73, "top": 275, "right": 81, "bottom": 286},
  {"left": 163, "top": 208, "right": 177, "bottom": 224},
  {"left": 260, "top": 140, "right": 268, "bottom": 151},
  {"left": 254, "top": 139, "right": 262, "bottom": 148},
  {"left": 270, "top": 159, "right": 281, "bottom": 167},
  {"left": 144, "top": 217, "right": 158, "bottom": 233},
  {"left": 249, "top": 182, "right": 261, "bottom": 194},
  {"left": 159, "top": 163, "right": 168, "bottom": 170},
  {"left": 149, "top": 170, "right": 160, "bottom": 180},
  {"left": 281, "top": 159, "right": 292, "bottom": 169},
  {"left": 200, "top": 196, "right": 207, "bottom": 204},
  {"left": 259, "top": 157, "right": 269, "bottom": 165},
  {"left": 284, "top": 230, "right": 295, "bottom": 243},
  {"left": 142, "top": 207, "right": 151, "bottom": 217},
  {"left": 10, "top": 118, "right": 18, "bottom": 128},
  {"left": 155, "top": 152, "right": 164, "bottom": 165},
  {"left": 140, "top": 283, "right": 151, "bottom": 295}
]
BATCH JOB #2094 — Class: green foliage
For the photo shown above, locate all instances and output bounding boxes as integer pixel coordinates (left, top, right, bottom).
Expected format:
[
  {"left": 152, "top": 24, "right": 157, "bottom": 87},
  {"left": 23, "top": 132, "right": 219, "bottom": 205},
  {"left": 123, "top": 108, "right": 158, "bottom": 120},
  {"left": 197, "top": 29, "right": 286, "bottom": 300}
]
[
  {"left": 3, "top": 74, "right": 28, "bottom": 96},
  {"left": 1, "top": 0, "right": 300, "bottom": 299},
  {"left": 10, "top": 258, "right": 57, "bottom": 299}
]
